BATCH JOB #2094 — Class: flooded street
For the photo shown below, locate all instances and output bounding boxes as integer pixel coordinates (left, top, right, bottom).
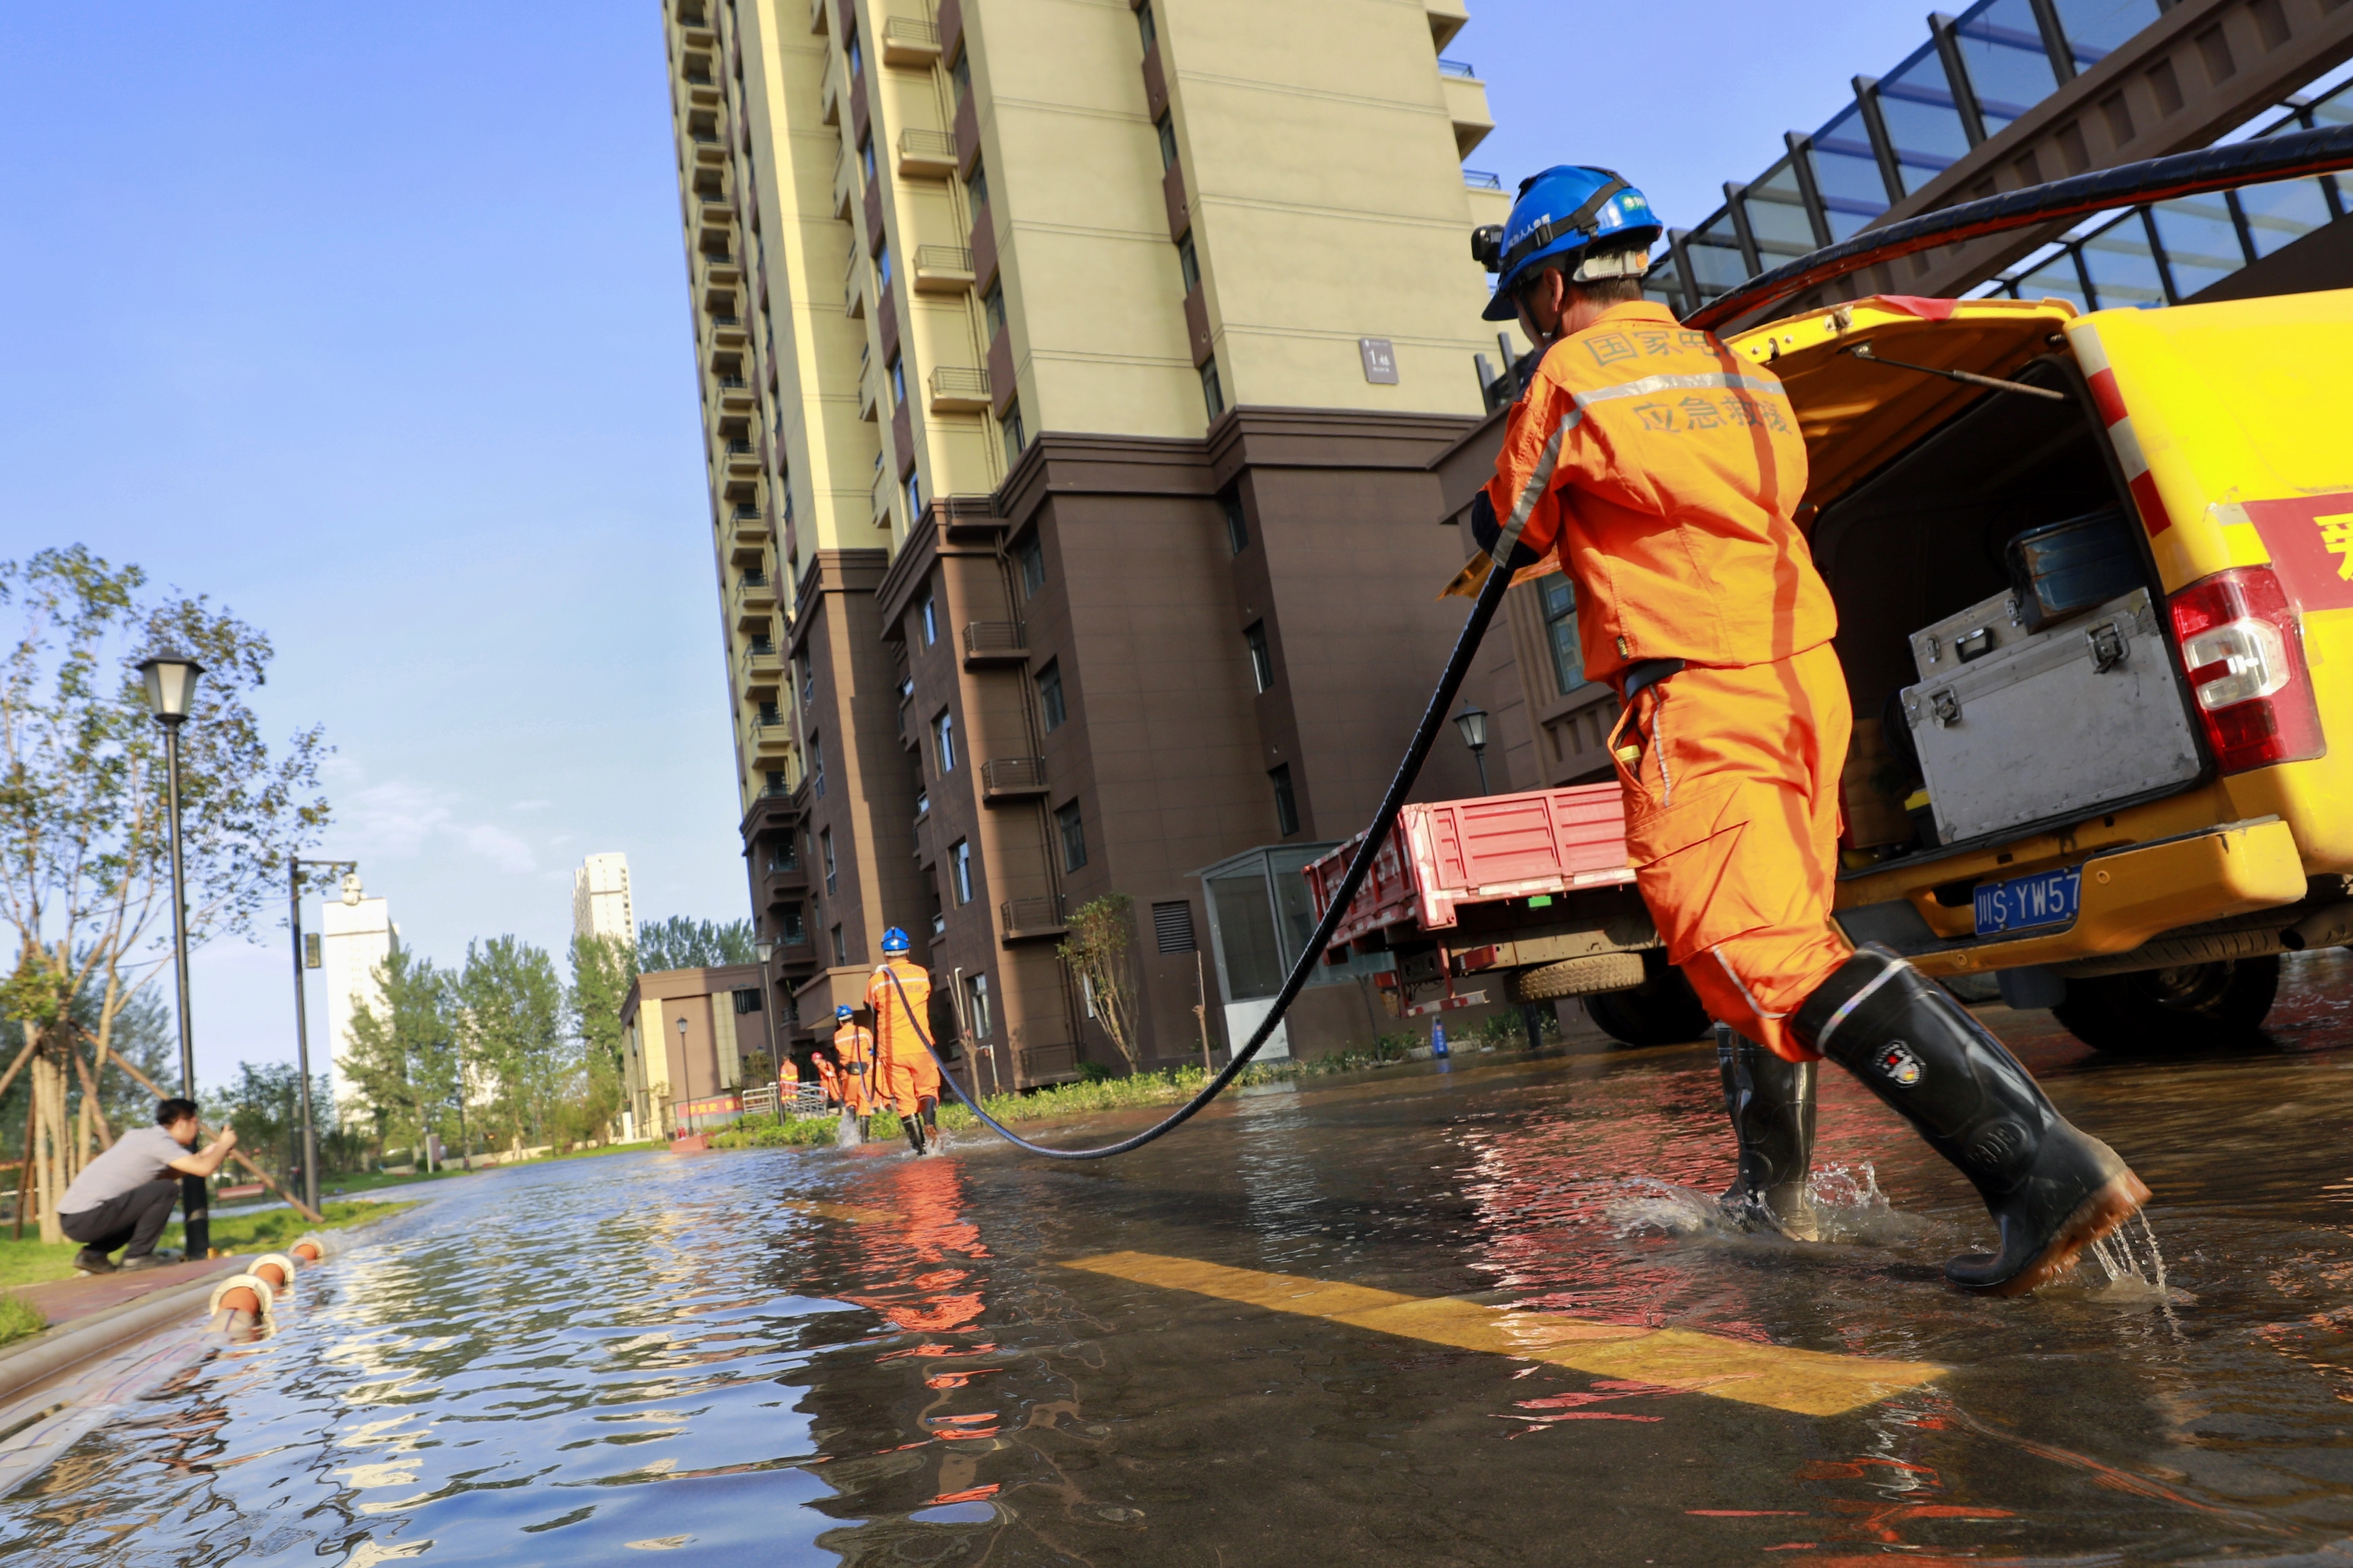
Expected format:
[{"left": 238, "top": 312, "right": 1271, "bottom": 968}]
[{"left": 5, "top": 952, "right": 2353, "bottom": 1566}]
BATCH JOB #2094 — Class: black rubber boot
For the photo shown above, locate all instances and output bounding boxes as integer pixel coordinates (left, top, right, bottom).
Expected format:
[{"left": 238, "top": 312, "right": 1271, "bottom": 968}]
[
  {"left": 918, "top": 1098, "right": 943, "bottom": 1156},
  {"left": 1795, "top": 944, "right": 2150, "bottom": 1296},
  {"left": 903, "top": 1110, "right": 927, "bottom": 1156},
  {"left": 1714, "top": 1023, "right": 1819, "bottom": 1240}
]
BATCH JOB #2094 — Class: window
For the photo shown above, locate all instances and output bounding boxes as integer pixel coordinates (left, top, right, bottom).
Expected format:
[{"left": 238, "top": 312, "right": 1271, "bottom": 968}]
[
  {"left": 1036, "top": 659, "right": 1067, "bottom": 731},
  {"left": 1152, "top": 900, "right": 1197, "bottom": 954},
  {"left": 811, "top": 734, "right": 827, "bottom": 798},
  {"left": 1155, "top": 111, "right": 1178, "bottom": 172},
  {"left": 831, "top": 923, "right": 847, "bottom": 964},
  {"left": 733, "top": 987, "right": 762, "bottom": 1014},
  {"left": 1200, "top": 356, "right": 1225, "bottom": 421},
  {"left": 765, "top": 768, "right": 788, "bottom": 795},
  {"left": 964, "top": 973, "right": 992, "bottom": 1039},
  {"left": 906, "top": 472, "right": 923, "bottom": 521},
  {"left": 950, "top": 49, "right": 970, "bottom": 106},
  {"left": 1541, "top": 576, "right": 1582, "bottom": 695},
  {"left": 1136, "top": 0, "right": 1157, "bottom": 54},
  {"left": 1056, "top": 799, "right": 1088, "bottom": 872},
  {"left": 1017, "top": 532, "right": 1045, "bottom": 597},
  {"left": 950, "top": 838, "right": 973, "bottom": 903},
  {"left": 1221, "top": 494, "right": 1248, "bottom": 554},
  {"left": 933, "top": 709, "right": 956, "bottom": 772},
  {"left": 982, "top": 281, "right": 1006, "bottom": 341},
  {"left": 757, "top": 699, "right": 780, "bottom": 724},
  {"left": 967, "top": 159, "right": 988, "bottom": 213},
  {"left": 874, "top": 241, "right": 893, "bottom": 288},
  {"left": 859, "top": 132, "right": 875, "bottom": 185},
  {"left": 1244, "top": 622, "right": 1273, "bottom": 692},
  {"left": 919, "top": 593, "right": 938, "bottom": 646},
  {"left": 798, "top": 654, "right": 812, "bottom": 704},
  {"left": 888, "top": 353, "right": 906, "bottom": 407},
  {"left": 1002, "top": 398, "right": 1026, "bottom": 465},
  {"left": 1177, "top": 231, "right": 1200, "bottom": 294},
  {"left": 1270, "top": 763, "right": 1299, "bottom": 836},
  {"left": 844, "top": 25, "right": 862, "bottom": 78},
  {"left": 821, "top": 827, "right": 837, "bottom": 893},
  {"left": 780, "top": 904, "right": 806, "bottom": 943}
]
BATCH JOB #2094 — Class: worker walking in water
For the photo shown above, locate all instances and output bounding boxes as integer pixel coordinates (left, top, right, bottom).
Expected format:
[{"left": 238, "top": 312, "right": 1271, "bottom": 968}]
[
  {"left": 867, "top": 928, "right": 943, "bottom": 1156},
  {"left": 1466, "top": 165, "right": 2146, "bottom": 1295},
  {"left": 833, "top": 1004, "right": 876, "bottom": 1141}
]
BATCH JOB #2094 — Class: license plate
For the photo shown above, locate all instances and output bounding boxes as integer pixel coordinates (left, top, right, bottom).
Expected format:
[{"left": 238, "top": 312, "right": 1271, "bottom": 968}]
[{"left": 1974, "top": 866, "right": 2082, "bottom": 937}]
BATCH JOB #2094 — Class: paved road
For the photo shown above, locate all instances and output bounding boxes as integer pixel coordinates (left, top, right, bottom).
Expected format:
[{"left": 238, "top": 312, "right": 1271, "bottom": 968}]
[{"left": 1, "top": 951, "right": 2349, "bottom": 1565}]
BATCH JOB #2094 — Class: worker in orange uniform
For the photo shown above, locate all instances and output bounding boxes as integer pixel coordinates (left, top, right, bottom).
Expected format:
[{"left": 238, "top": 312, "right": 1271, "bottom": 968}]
[
  {"left": 833, "top": 1004, "right": 876, "bottom": 1141},
  {"left": 1465, "top": 166, "right": 2146, "bottom": 1295},
  {"left": 865, "top": 928, "right": 944, "bottom": 1155},
  {"left": 812, "top": 1049, "right": 841, "bottom": 1110}
]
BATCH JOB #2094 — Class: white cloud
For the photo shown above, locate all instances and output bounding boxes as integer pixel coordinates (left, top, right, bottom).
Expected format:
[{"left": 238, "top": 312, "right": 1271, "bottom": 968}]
[
  {"left": 323, "top": 758, "right": 537, "bottom": 873},
  {"left": 459, "top": 823, "right": 537, "bottom": 875}
]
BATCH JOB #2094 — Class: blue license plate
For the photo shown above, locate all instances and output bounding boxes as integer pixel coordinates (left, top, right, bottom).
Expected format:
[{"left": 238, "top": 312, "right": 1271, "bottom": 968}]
[{"left": 1974, "top": 866, "right": 2082, "bottom": 937}]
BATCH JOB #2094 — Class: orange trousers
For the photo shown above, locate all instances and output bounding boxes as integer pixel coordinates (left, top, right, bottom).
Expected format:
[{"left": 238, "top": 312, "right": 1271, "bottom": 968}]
[
  {"left": 1608, "top": 643, "right": 1854, "bottom": 1062},
  {"left": 879, "top": 1047, "right": 941, "bottom": 1119}
]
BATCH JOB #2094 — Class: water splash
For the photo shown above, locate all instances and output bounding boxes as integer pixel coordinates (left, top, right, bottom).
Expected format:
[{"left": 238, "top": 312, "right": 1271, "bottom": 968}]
[
  {"left": 2078, "top": 1211, "right": 2189, "bottom": 1319},
  {"left": 1600, "top": 1162, "right": 1923, "bottom": 1246}
]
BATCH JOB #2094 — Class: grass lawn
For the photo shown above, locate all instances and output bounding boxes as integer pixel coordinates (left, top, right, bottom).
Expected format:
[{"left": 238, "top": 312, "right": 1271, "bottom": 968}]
[{"left": 0, "top": 1198, "right": 416, "bottom": 1300}]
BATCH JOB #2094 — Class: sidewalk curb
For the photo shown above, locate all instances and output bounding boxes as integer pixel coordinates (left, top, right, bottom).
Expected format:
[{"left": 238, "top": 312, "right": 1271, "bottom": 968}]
[{"left": 0, "top": 1272, "right": 236, "bottom": 1405}]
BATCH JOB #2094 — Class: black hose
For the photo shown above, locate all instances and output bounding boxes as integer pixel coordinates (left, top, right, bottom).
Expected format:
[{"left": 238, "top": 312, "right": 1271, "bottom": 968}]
[{"left": 879, "top": 550, "right": 1518, "bottom": 1159}]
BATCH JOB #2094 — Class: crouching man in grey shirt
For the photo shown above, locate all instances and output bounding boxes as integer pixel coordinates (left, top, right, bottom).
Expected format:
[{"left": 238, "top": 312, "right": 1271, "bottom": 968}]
[{"left": 57, "top": 1098, "right": 240, "bottom": 1275}]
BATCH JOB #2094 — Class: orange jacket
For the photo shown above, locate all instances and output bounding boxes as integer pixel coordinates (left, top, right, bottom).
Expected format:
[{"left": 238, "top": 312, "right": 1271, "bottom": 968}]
[
  {"left": 865, "top": 958, "right": 932, "bottom": 1062},
  {"left": 1479, "top": 300, "right": 1836, "bottom": 680},
  {"left": 833, "top": 1022, "right": 874, "bottom": 1073}
]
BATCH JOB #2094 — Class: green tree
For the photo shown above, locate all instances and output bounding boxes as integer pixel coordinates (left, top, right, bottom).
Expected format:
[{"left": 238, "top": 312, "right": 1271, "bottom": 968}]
[
  {"left": 456, "top": 935, "right": 570, "bottom": 1152},
  {"left": 208, "top": 1062, "right": 332, "bottom": 1185},
  {"left": 340, "top": 938, "right": 453, "bottom": 1163},
  {"left": 565, "top": 932, "right": 634, "bottom": 1145},
  {"left": 0, "top": 546, "right": 329, "bottom": 1238},
  {"left": 636, "top": 916, "right": 754, "bottom": 971},
  {"left": 1058, "top": 895, "right": 1143, "bottom": 1074}
]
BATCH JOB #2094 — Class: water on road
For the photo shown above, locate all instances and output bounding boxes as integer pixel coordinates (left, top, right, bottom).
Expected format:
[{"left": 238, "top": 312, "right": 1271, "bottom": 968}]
[{"left": 5, "top": 951, "right": 2353, "bottom": 1566}]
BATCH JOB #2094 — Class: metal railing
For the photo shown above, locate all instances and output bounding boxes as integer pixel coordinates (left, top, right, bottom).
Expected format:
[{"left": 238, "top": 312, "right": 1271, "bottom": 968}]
[
  {"left": 1018, "top": 1042, "right": 1080, "bottom": 1081},
  {"left": 1437, "top": 57, "right": 1477, "bottom": 78},
  {"left": 1463, "top": 169, "right": 1502, "bottom": 191},
  {"left": 882, "top": 16, "right": 941, "bottom": 49},
  {"left": 960, "top": 621, "right": 1026, "bottom": 660},
  {"left": 980, "top": 756, "right": 1046, "bottom": 792},
  {"left": 913, "top": 244, "right": 974, "bottom": 274},
  {"left": 900, "top": 127, "right": 957, "bottom": 162},
  {"left": 929, "top": 365, "right": 990, "bottom": 403}
]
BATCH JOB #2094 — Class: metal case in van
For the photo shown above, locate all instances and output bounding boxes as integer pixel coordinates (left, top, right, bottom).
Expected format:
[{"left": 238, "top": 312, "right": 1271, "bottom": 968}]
[{"left": 1900, "top": 586, "right": 2200, "bottom": 846}]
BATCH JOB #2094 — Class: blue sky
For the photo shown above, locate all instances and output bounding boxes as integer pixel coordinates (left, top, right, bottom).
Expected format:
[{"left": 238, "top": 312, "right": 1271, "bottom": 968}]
[{"left": 0, "top": 1, "right": 1932, "bottom": 1093}]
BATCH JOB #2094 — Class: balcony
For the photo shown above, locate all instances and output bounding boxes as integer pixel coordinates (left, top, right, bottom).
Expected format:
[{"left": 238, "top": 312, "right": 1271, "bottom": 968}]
[
  {"left": 698, "top": 198, "right": 733, "bottom": 231},
  {"left": 929, "top": 365, "right": 990, "bottom": 414},
  {"left": 733, "top": 571, "right": 778, "bottom": 630},
  {"left": 750, "top": 718, "right": 797, "bottom": 760},
  {"left": 960, "top": 621, "right": 1027, "bottom": 667},
  {"left": 728, "top": 513, "right": 771, "bottom": 566},
  {"left": 1001, "top": 895, "right": 1068, "bottom": 943},
  {"left": 1440, "top": 66, "right": 1493, "bottom": 159},
  {"left": 881, "top": 15, "right": 940, "bottom": 65},
  {"left": 724, "top": 443, "right": 763, "bottom": 481},
  {"left": 844, "top": 244, "right": 868, "bottom": 319},
  {"left": 897, "top": 128, "right": 958, "bottom": 178},
  {"left": 912, "top": 244, "right": 975, "bottom": 294},
  {"left": 717, "top": 379, "right": 759, "bottom": 414},
  {"left": 739, "top": 642, "right": 783, "bottom": 697},
  {"left": 979, "top": 756, "right": 1048, "bottom": 803}
]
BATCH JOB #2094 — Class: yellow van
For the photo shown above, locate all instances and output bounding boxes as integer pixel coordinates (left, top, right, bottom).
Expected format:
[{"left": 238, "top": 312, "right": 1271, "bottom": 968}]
[{"left": 1729, "top": 290, "right": 2353, "bottom": 1052}]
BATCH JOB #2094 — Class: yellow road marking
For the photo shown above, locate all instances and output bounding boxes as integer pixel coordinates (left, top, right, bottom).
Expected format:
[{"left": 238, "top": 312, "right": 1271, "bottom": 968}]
[
  {"left": 1063, "top": 1251, "right": 1945, "bottom": 1419},
  {"left": 783, "top": 1199, "right": 902, "bottom": 1224}
]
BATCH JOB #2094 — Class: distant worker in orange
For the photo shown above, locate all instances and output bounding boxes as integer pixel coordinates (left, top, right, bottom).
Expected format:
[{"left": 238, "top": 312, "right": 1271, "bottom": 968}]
[
  {"left": 1465, "top": 165, "right": 2145, "bottom": 1295},
  {"left": 833, "top": 1004, "right": 876, "bottom": 1139},
  {"left": 812, "top": 1048, "right": 841, "bottom": 1109},
  {"left": 866, "top": 927, "right": 943, "bottom": 1156}
]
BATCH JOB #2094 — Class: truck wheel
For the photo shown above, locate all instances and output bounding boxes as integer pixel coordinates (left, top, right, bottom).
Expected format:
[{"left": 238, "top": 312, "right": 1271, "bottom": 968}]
[
  {"left": 2050, "top": 955, "right": 2281, "bottom": 1055},
  {"left": 1510, "top": 952, "right": 1646, "bottom": 1003},
  {"left": 1584, "top": 952, "right": 1713, "bottom": 1047}
]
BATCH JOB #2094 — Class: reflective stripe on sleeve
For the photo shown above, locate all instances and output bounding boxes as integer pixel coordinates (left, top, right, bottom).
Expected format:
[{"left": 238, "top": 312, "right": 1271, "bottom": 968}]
[
  {"left": 1493, "top": 412, "right": 1577, "bottom": 560},
  {"left": 1573, "top": 370, "right": 1788, "bottom": 410}
]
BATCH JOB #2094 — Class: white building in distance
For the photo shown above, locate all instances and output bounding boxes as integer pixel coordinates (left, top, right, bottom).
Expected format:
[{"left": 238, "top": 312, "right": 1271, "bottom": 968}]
[
  {"left": 574, "top": 853, "right": 635, "bottom": 943},
  {"left": 319, "top": 872, "right": 394, "bottom": 1118}
]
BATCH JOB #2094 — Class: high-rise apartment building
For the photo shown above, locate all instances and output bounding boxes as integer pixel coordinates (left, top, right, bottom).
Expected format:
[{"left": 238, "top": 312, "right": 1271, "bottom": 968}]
[
  {"left": 572, "top": 852, "right": 638, "bottom": 943},
  {"left": 319, "top": 873, "right": 394, "bottom": 1119},
  {"left": 662, "top": 0, "right": 1523, "bottom": 1079}
]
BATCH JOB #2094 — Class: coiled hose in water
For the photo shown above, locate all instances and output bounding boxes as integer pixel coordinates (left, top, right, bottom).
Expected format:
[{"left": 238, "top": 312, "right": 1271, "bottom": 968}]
[{"left": 882, "top": 550, "right": 1516, "bottom": 1160}]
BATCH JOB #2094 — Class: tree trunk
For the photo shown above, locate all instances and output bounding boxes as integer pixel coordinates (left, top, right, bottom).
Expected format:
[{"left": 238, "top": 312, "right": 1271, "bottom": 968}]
[{"left": 33, "top": 1043, "right": 66, "bottom": 1245}]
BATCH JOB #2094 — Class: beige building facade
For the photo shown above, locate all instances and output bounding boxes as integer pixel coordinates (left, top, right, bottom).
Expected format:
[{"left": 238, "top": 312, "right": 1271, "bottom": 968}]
[
  {"left": 619, "top": 964, "right": 783, "bottom": 1136},
  {"left": 663, "top": 0, "right": 1531, "bottom": 1075}
]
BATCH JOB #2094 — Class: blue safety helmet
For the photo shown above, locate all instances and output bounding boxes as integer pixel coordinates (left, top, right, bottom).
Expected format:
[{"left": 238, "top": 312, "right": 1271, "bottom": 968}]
[
  {"left": 880, "top": 926, "right": 910, "bottom": 955},
  {"left": 836, "top": 1004, "right": 855, "bottom": 1022},
  {"left": 1473, "top": 165, "right": 1662, "bottom": 322}
]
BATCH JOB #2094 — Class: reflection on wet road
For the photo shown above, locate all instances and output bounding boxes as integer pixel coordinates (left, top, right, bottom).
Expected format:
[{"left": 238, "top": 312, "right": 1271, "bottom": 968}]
[{"left": 5, "top": 951, "right": 2353, "bottom": 1564}]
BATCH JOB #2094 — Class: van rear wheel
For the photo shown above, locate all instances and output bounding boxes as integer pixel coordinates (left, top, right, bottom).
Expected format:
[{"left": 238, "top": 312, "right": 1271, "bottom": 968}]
[
  {"left": 2050, "top": 955, "right": 2281, "bottom": 1055},
  {"left": 1585, "top": 952, "right": 1714, "bottom": 1047}
]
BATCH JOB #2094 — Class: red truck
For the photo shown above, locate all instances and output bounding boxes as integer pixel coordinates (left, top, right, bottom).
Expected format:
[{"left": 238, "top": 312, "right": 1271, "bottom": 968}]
[{"left": 1302, "top": 783, "right": 1710, "bottom": 1046}]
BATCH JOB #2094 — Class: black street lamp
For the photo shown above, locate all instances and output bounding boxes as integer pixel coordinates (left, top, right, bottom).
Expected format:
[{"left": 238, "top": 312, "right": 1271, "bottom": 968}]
[
  {"left": 754, "top": 937, "right": 782, "bottom": 1125},
  {"left": 676, "top": 1015, "right": 691, "bottom": 1134},
  {"left": 136, "top": 651, "right": 208, "bottom": 1262},
  {"left": 288, "top": 859, "right": 359, "bottom": 1216},
  {"left": 1454, "top": 701, "right": 1491, "bottom": 796}
]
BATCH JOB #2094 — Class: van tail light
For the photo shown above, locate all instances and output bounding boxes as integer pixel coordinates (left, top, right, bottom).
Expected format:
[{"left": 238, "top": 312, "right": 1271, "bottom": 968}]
[{"left": 2166, "top": 566, "right": 2325, "bottom": 774}]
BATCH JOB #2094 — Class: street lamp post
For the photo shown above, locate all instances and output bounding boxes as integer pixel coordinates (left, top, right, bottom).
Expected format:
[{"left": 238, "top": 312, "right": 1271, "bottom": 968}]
[
  {"left": 677, "top": 1015, "right": 690, "bottom": 1135},
  {"left": 1454, "top": 701, "right": 1491, "bottom": 796},
  {"left": 137, "top": 652, "right": 207, "bottom": 1263},
  {"left": 288, "top": 858, "right": 359, "bottom": 1216},
  {"left": 754, "top": 938, "right": 781, "bottom": 1125}
]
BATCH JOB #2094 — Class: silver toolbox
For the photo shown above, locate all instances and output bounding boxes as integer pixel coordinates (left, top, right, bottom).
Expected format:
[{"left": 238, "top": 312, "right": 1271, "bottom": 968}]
[
  {"left": 1910, "top": 587, "right": 2027, "bottom": 680},
  {"left": 1901, "top": 586, "right": 2201, "bottom": 846}
]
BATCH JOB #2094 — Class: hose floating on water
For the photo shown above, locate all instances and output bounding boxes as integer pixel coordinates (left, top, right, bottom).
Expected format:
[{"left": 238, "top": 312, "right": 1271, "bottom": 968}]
[
  {"left": 882, "top": 549, "right": 1517, "bottom": 1160},
  {"left": 252, "top": 1253, "right": 299, "bottom": 1290}
]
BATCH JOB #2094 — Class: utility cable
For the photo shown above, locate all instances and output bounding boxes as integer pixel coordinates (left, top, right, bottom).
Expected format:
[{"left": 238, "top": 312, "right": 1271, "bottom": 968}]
[{"left": 872, "top": 549, "right": 1516, "bottom": 1160}]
